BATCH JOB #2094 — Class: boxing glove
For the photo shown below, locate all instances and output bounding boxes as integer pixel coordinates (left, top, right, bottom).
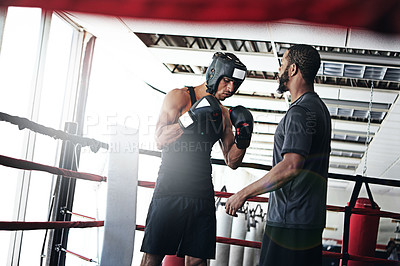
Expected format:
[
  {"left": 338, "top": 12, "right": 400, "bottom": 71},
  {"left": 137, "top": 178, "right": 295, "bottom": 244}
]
[
  {"left": 178, "top": 95, "right": 222, "bottom": 135},
  {"left": 230, "top": 105, "right": 253, "bottom": 149}
]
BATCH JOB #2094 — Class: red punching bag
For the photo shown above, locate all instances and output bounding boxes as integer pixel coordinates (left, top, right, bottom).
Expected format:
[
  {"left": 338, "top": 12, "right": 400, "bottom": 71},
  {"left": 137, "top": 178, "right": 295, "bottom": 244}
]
[
  {"left": 341, "top": 198, "right": 380, "bottom": 266},
  {"left": 163, "top": 255, "right": 185, "bottom": 266}
]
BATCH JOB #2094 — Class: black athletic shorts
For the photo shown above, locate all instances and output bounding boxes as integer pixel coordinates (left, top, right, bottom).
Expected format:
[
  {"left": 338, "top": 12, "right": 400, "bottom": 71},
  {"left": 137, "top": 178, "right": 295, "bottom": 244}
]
[
  {"left": 259, "top": 225, "right": 323, "bottom": 266},
  {"left": 140, "top": 195, "right": 216, "bottom": 259}
]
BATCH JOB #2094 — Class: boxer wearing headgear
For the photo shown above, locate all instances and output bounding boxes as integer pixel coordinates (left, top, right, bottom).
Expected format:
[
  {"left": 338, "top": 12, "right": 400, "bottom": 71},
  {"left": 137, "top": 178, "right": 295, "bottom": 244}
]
[
  {"left": 206, "top": 52, "right": 247, "bottom": 96},
  {"left": 140, "top": 52, "right": 253, "bottom": 266}
]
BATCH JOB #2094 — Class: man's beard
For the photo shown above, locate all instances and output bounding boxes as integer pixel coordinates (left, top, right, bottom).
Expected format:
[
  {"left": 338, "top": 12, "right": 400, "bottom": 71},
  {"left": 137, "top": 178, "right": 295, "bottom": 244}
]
[{"left": 277, "top": 67, "right": 289, "bottom": 94}]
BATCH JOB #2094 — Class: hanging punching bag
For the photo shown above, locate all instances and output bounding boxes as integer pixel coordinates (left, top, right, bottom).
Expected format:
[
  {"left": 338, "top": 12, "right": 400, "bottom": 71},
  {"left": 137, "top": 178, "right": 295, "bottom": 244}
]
[{"left": 340, "top": 198, "right": 380, "bottom": 266}]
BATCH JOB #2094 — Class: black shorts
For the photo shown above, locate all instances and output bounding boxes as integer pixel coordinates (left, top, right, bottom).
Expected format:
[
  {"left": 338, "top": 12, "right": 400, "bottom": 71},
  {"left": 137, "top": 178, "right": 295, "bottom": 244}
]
[
  {"left": 259, "top": 225, "right": 323, "bottom": 266},
  {"left": 140, "top": 196, "right": 216, "bottom": 259}
]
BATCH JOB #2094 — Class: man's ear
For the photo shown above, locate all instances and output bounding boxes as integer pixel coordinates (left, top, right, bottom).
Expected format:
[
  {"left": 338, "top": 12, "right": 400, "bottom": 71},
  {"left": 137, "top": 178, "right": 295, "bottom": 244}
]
[{"left": 289, "top": 63, "right": 298, "bottom": 77}]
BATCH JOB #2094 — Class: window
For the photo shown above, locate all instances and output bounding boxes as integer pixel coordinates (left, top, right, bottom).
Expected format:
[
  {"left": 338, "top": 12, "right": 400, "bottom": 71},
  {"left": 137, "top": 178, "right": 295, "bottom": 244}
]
[{"left": 0, "top": 8, "right": 86, "bottom": 265}]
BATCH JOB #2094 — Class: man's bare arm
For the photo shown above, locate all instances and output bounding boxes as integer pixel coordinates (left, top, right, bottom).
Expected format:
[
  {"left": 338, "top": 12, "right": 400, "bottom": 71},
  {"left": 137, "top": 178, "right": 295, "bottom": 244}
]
[{"left": 154, "top": 89, "right": 187, "bottom": 149}]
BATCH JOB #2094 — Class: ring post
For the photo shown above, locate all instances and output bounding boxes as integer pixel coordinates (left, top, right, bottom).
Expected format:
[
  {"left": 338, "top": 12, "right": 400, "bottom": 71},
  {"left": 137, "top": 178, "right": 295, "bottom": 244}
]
[
  {"left": 49, "top": 122, "right": 79, "bottom": 266},
  {"left": 100, "top": 125, "right": 138, "bottom": 266}
]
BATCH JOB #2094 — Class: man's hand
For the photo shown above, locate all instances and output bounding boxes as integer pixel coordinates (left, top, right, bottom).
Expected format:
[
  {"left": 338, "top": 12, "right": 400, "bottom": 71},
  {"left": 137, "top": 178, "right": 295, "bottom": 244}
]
[{"left": 225, "top": 191, "right": 247, "bottom": 217}]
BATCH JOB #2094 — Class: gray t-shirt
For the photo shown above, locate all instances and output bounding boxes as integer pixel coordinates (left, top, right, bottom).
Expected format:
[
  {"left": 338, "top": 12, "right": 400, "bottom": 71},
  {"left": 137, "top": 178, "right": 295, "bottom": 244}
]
[{"left": 267, "top": 91, "right": 331, "bottom": 229}]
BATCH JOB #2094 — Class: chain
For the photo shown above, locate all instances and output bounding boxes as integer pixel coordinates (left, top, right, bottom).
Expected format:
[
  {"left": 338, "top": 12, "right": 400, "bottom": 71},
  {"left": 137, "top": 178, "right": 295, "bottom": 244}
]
[{"left": 362, "top": 81, "right": 374, "bottom": 177}]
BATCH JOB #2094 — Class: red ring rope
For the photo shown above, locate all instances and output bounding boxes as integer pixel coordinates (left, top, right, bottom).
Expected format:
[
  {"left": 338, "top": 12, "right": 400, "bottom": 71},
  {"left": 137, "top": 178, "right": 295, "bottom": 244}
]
[
  {"left": 0, "top": 154, "right": 106, "bottom": 182},
  {"left": 137, "top": 180, "right": 156, "bottom": 188},
  {"left": 0, "top": 219, "right": 397, "bottom": 264},
  {"left": 1, "top": 0, "right": 399, "bottom": 35},
  {"left": 60, "top": 247, "right": 97, "bottom": 263},
  {"left": 138, "top": 180, "right": 400, "bottom": 221},
  {"left": 214, "top": 191, "right": 269, "bottom": 203},
  {"left": 217, "top": 236, "right": 261, "bottom": 248},
  {"left": 138, "top": 181, "right": 270, "bottom": 202},
  {"left": 347, "top": 253, "right": 399, "bottom": 265},
  {"left": 351, "top": 207, "right": 400, "bottom": 220},
  {"left": 0, "top": 221, "right": 104, "bottom": 230},
  {"left": 136, "top": 224, "right": 398, "bottom": 265}
]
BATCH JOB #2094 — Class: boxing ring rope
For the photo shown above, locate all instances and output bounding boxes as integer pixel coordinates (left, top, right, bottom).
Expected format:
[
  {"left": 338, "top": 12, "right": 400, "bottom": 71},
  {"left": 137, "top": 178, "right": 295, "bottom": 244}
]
[
  {"left": 138, "top": 148, "right": 273, "bottom": 171},
  {"left": 137, "top": 180, "right": 270, "bottom": 203},
  {"left": 61, "top": 209, "right": 97, "bottom": 220},
  {"left": 0, "top": 112, "right": 108, "bottom": 152},
  {"left": 0, "top": 221, "right": 104, "bottom": 231},
  {"left": 1, "top": 221, "right": 398, "bottom": 265},
  {"left": 137, "top": 180, "right": 400, "bottom": 223},
  {"left": 139, "top": 148, "right": 400, "bottom": 188},
  {"left": 3, "top": 0, "right": 400, "bottom": 36},
  {"left": 3, "top": 221, "right": 396, "bottom": 265},
  {"left": 138, "top": 179, "right": 400, "bottom": 221},
  {"left": 0, "top": 154, "right": 107, "bottom": 182},
  {"left": 56, "top": 246, "right": 98, "bottom": 263},
  {"left": 324, "top": 238, "right": 388, "bottom": 251}
]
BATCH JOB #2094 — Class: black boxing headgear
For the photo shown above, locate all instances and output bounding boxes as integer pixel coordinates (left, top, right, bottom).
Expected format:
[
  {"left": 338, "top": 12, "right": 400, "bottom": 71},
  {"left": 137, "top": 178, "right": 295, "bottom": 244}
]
[{"left": 206, "top": 52, "right": 247, "bottom": 95}]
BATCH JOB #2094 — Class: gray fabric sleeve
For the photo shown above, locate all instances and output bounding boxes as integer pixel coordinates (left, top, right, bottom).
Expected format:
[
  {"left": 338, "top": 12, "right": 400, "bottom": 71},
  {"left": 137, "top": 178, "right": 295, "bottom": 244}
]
[{"left": 281, "top": 105, "right": 313, "bottom": 158}]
